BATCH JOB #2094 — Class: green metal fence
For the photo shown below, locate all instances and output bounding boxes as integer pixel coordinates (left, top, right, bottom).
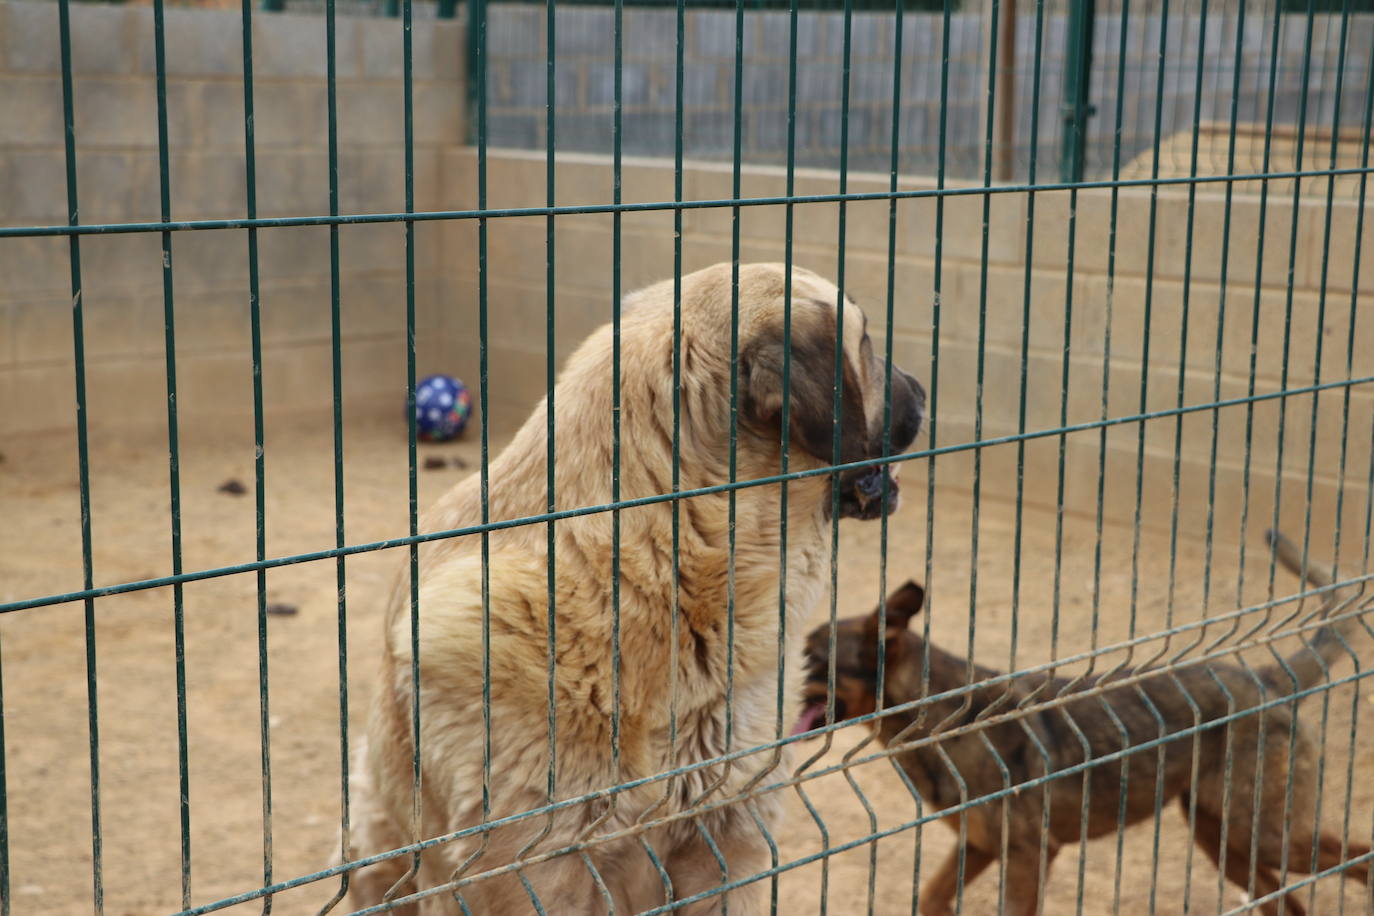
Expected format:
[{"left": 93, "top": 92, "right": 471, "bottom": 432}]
[{"left": 2, "top": 0, "right": 1373, "bottom": 912}]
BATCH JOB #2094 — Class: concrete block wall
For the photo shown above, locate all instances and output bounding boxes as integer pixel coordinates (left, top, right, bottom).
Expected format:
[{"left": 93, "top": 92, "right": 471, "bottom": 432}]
[
  {"left": 0, "top": 0, "right": 465, "bottom": 437},
  {"left": 437, "top": 147, "right": 1372, "bottom": 545},
  {"left": 3, "top": 0, "right": 1367, "bottom": 544}
]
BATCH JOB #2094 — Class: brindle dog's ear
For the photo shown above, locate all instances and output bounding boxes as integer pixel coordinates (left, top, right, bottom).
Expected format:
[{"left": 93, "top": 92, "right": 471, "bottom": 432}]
[
  {"left": 862, "top": 580, "right": 926, "bottom": 644},
  {"left": 884, "top": 581, "right": 926, "bottom": 631},
  {"left": 741, "top": 311, "right": 868, "bottom": 464}
]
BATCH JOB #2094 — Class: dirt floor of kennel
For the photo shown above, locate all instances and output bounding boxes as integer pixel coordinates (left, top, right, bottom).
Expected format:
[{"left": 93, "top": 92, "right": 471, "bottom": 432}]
[{"left": 3, "top": 404, "right": 1370, "bottom": 916}]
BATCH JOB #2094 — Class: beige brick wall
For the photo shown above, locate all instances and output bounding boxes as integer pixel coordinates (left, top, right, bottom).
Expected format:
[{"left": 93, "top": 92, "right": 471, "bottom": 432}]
[
  {"left": 0, "top": 0, "right": 465, "bottom": 435},
  {"left": 436, "top": 147, "right": 1373, "bottom": 545},
  {"left": 3, "top": 0, "right": 1367, "bottom": 546}
]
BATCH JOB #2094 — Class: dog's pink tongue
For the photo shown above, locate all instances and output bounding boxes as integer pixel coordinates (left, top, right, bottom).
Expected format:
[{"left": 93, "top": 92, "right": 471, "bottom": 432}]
[{"left": 791, "top": 703, "right": 827, "bottom": 736}]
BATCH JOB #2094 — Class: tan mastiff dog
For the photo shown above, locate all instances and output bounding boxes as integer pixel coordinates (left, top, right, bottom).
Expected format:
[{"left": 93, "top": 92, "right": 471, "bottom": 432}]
[{"left": 350, "top": 262, "right": 926, "bottom": 914}]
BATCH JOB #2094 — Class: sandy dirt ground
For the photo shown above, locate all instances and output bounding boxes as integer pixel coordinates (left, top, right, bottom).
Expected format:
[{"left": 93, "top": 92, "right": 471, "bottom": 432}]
[{"left": 3, "top": 407, "right": 1372, "bottom": 916}]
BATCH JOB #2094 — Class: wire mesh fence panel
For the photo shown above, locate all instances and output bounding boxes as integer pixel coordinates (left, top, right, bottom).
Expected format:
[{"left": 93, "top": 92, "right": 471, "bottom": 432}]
[{"left": 0, "top": 0, "right": 1372, "bottom": 913}]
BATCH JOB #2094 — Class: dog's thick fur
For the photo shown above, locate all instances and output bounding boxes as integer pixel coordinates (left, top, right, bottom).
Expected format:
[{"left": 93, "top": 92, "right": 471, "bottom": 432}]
[
  {"left": 349, "top": 263, "right": 925, "bottom": 914},
  {"left": 798, "top": 531, "right": 1370, "bottom": 916}
]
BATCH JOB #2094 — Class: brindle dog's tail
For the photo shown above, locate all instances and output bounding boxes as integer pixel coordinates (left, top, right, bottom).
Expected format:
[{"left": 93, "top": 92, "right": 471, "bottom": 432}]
[{"left": 1265, "top": 528, "right": 1369, "bottom": 691}]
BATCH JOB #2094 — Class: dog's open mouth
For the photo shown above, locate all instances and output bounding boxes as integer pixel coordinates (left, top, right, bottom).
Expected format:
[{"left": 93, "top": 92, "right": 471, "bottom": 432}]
[
  {"left": 837, "top": 463, "right": 901, "bottom": 520},
  {"left": 791, "top": 700, "right": 830, "bottom": 736}
]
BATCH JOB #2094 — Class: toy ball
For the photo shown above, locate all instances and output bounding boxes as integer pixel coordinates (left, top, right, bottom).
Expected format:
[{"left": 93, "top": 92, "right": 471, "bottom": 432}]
[{"left": 414, "top": 374, "right": 472, "bottom": 442}]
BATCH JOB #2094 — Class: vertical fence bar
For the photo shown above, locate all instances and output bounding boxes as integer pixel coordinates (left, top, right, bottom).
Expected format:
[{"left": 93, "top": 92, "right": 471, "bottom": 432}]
[
  {"left": 477, "top": 0, "right": 493, "bottom": 881},
  {"left": 56, "top": 0, "right": 102, "bottom": 910},
  {"left": 446, "top": 1, "right": 495, "bottom": 902},
  {"left": 466, "top": 0, "right": 487, "bottom": 144},
  {"left": 1110, "top": 0, "right": 1176, "bottom": 905},
  {"left": 1065, "top": 0, "right": 1136, "bottom": 903},
  {"left": 521, "top": 0, "right": 561, "bottom": 891},
  {"left": 726, "top": 0, "right": 745, "bottom": 786},
  {"left": 441, "top": 0, "right": 496, "bottom": 895},
  {"left": 758, "top": 0, "right": 802, "bottom": 906},
  {"left": 677, "top": 0, "right": 742, "bottom": 879},
  {"left": 608, "top": 0, "right": 624, "bottom": 841},
  {"left": 238, "top": 0, "right": 275, "bottom": 907},
  {"left": 1043, "top": 84, "right": 1076, "bottom": 916},
  {"left": 1012, "top": 0, "right": 1050, "bottom": 908},
  {"left": 1269, "top": 0, "right": 1320, "bottom": 900},
  {"left": 317, "top": 0, "right": 351, "bottom": 907},
  {"left": 792, "top": 0, "right": 858, "bottom": 906},
  {"left": 1331, "top": 31, "right": 1374, "bottom": 916},
  {"left": 1341, "top": 41, "right": 1374, "bottom": 911},
  {"left": 629, "top": 0, "right": 687, "bottom": 893},
  {"left": 832, "top": 0, "right": 886, "bottom": 909},
  {"left": 1156, "top": 0, "right": 1213, "bottom": 908},
  {"left": 970, "top": 1, "right": 1009, "bottom": 908},
  {"left": 1190, "top": 0, "right": 1250, "bottom": 903},
  {"left": 672, "top": 0, "right": 684, "bottom": 808},
  {"left": 394, "top": 0, "right": 425, "bottom": 899},
  {"left": 1296, "top": 1, "right": 1357, "bottom": 908},
  {"left": 1234, "top": 0, "right": 1289, "bottom": 902},
  {"left": 865, "top": 0, "right": 909, "bottom": 901},
  {"left": 543, "top": 0, "right": 556, "bottom": 827},
  {"left": 910, "top": 0, "right": 957, "bottom": 907},
  {"left": 1059, "top": 0, "right": 1095, "bottom": 183},
  {"left": 149, "top": 0, "right": 193, "bottom": 904},
  {"left": 1237, "top": 0, "right": 1287, "bottom": 599}
]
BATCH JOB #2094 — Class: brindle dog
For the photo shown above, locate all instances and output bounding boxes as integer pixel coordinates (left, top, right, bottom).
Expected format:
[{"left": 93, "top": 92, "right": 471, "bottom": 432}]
[{"left": 796, "top": 531, "right": 1370, "bottom": 916}]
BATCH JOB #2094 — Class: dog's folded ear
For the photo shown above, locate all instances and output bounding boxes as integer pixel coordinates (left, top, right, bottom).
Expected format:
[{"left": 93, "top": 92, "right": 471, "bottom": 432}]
[
  {"left": 863, "top": 580, "right": 925, "bottom": 642},
  {"left": 883, "top": 580, "right": 926, "bottom": 632},
  {"left": 741, "top": 311, "right": 868, "bottom": 465}
]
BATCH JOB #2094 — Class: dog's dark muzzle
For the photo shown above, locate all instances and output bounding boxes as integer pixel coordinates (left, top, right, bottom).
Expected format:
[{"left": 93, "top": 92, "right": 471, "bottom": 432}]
[{"left": 837, "top": 367, "right": 926, "bottom": 520}]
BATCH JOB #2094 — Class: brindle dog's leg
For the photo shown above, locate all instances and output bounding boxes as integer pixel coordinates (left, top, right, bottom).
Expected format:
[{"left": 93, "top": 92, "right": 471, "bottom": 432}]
[
  {"left": 1189, "top": 804, "right": 1301, "bottom": 916},
  {"left": 999, "top": 838, "right": 1060, "bottom": 916},
  {"left": 919, "top": 843, "right": 997, "bottom": 916}
]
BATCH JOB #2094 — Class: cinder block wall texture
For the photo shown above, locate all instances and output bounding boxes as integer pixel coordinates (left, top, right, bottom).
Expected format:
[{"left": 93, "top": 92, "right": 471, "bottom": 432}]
[
  {"left": 436, "top": 148, "right": 1372, "bottom": 545},
  {"left": 0, "top": 0, "right": 465, "bottom": 436},
  {"left": 3, "top": 0, "right": 1369, "bottom": 544}
]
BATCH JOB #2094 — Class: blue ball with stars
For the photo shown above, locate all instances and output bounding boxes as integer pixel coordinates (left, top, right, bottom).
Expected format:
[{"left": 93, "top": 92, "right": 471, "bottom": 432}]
[{"left": 414, "top": 374, "right": 472, "bottom": 442}]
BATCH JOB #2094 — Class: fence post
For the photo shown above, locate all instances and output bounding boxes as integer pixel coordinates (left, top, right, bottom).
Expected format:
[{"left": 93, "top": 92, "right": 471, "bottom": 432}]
[
  {"left": 1059, "top": 0, "right": 1095, "bottom": 182},
  {"left": 439, "top": 0, "right": 458, "bottom": 17},
  {"left": 466, "top": 0, "right": 486, "bottom": 143}
]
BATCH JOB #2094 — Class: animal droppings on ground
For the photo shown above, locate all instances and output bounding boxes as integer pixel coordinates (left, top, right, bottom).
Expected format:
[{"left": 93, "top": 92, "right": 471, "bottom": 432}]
[
  {"left": 217, "top": 479, "right": 248, "bottom": 496},
  {"left": 266, "top": 603, "right": 299, "bottom": 617},
  {"left": 422, "top": 455, "right": 470, "bottom": 471}
]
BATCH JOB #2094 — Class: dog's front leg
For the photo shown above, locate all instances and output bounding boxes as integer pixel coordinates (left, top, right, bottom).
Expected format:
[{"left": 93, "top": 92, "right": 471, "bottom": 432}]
[
  {"left": 1000, "top": 838, "right": 1060, "bottom": 916},
  {"left": 918, "top": 843, "right": 996, "bottom": 916},
  {"left": 663, "top": 821, "right": 771, "bottom": 916}
]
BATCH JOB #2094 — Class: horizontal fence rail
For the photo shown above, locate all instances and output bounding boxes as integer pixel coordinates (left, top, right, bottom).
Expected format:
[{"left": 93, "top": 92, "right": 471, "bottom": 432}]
[{"left": 1, "top": 164, "right": 1373, "bottom": 238}]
